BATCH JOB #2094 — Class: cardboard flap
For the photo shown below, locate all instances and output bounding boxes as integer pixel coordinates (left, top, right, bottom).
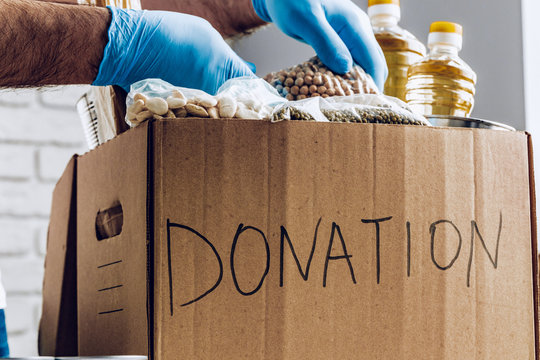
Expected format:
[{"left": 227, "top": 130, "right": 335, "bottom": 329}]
[
  {"left": 77, "top": 122, "right": 150, "bottom": 356},
  {"left": 39, "top": 156, "right": 78, "bottom": 356}
]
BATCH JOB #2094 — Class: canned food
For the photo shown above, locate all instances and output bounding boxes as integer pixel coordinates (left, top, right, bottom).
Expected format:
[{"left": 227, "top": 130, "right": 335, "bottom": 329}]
[{"left": 427, "top": 115, "right": 516, "bottom": 131}]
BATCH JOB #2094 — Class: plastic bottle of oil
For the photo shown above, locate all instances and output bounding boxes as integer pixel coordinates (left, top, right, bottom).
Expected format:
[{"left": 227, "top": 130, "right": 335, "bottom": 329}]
[
  {"left": 368, "top": 0, "right": 426, "bottom": 101},
  {"left": 406, "top": 22, "right": 477, "bottom": 117}
]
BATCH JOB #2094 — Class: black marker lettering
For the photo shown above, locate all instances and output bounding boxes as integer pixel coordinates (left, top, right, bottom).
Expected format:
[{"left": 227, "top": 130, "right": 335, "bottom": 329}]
[
  {"left": 230, "top": 224, "right": 270, "bottom": 296},
  {"left": 280, "top": 217, "right": 322, "bottom": 287},
  {"left": 167, "top": 219, "right": 223, "bottom": 312},
  {"left": 323, "top": 222, "right": 356, "bottom": 287},
  {"left": 362, "top": 216, "right": 392, "bottom": 284},
  {"left": 430, "top": 220, "right": 462, "bottom": 271},
  {"left": 466, "top": 212, "right": 503, "bottom": 287}
]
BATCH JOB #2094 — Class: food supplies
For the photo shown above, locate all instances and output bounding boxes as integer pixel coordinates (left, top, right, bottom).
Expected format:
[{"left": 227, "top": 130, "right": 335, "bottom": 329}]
[
  {"left": 126, "top": 78, "right": 427, "bottom": 127},
  {"left": 264, "top": 56, "right": 379, "bottom": 101},
  {"left": 125, "top": 77, "right": 287, "bottom": 127},
  {"left": 271, "top": 94, "right": 429, "bottom": 125},
  {"left": 406, "top": 22, "right": 477, "bottom": 117}
]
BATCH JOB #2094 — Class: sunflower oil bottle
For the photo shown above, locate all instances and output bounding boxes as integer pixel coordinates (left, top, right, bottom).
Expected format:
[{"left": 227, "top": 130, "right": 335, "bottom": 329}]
[
  {"left": 406, "top": 22, "right": 477, "bottom": 117},
  {"left": 368, "top": 0, "right": 426, "bottom": 101}
]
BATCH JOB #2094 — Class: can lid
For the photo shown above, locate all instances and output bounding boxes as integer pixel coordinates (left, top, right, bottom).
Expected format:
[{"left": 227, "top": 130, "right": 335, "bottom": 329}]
[
  {"left": 368, "top": 0, "right": 399, "bottom": 6},
  {"left": 429, "top": 21, "right": 463, "bottom": 35}
]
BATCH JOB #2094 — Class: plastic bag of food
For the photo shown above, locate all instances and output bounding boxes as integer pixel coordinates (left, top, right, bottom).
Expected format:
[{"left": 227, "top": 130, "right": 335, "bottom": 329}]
[
  {"left": 322, "top": 94, "right": 430, "bottom": 125},
  {"left": 271, "top": 97, "right": 329, "bottom": 122},
  {"left": 271, "top": 93, "right": 429, "bottom": 126},
  {"left": 125, "top": 77, "right": 287, "bottom": 127},
  {"left": 264, "top": 56, "right": 379, "bottom": 101}
]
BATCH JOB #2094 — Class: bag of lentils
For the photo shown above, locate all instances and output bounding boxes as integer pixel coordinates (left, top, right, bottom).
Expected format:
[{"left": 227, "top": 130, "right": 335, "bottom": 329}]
[{"left": 272, "top": 94, "right": 429, "bottom": 125}]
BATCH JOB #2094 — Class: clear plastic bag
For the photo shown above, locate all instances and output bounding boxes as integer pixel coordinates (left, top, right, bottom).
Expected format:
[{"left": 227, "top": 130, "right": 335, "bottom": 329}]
[
  {"left": 264, "top": 56, "right": 379, "bottom": 101},
  {"left": 271, "top": 97, "right": 329, "bottom": 122},
  {"left": 272, "top": 93, "right": 429, "bottom": 126},
  {"left": 125, "top": 77, "right": 287, "bottom": 127}
]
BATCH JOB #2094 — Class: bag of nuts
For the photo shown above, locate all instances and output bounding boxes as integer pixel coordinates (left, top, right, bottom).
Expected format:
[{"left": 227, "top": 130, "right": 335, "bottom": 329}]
[
  {"left": 264, "top": 56, "right": 379, "bottom": 101},
  {"left": 125, "top": 77, "right": 286, "bottom": 127}
]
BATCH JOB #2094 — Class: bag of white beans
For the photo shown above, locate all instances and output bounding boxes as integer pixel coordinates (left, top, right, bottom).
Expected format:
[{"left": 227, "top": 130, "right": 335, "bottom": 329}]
[{"left": 125, "top": 77, "right": 287, "bottom": 127}]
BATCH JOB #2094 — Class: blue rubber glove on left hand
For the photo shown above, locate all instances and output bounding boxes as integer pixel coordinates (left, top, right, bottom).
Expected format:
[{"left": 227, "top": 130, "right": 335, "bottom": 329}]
[
  {"left": 251, "top": 0, "right": 387, "bottom": 91},
  {"left": 94, "top": 7, "right": 254, "bottom": 94}
]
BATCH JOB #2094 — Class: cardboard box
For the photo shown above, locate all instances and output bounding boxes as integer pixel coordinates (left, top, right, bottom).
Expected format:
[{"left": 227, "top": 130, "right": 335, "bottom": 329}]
[
  {"left": 42, "top": 119, "right": 538, "bottom": 359},
  {"left": 39, "top": 156, "right": 78, "bottom": 356}
]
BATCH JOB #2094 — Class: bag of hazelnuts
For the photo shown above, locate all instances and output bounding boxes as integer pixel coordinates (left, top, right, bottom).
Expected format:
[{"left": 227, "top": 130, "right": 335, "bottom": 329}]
[{"left": 263, "top": 56, "right": 379, "bottom": 101}]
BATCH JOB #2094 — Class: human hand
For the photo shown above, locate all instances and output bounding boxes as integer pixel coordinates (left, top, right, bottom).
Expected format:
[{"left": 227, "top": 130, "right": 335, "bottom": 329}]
[
  {"left": 251, "top": 0, "right": 387, "bottom": 90},
  {"left": 93, "top": 7, "right": 254, "bottom": 94}
]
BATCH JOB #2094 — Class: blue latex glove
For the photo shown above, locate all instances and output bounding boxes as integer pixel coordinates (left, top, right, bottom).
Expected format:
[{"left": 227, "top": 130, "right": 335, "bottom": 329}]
[
  {"left": 93, "top": 7, "right": 254, "bottom": 94},
  {"left": 252, "top": 0, "right": 387, "bottom": 91}
]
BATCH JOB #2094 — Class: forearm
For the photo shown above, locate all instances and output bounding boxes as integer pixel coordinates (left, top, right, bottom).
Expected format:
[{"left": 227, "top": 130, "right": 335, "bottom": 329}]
[
  {"left": 0, "top": 0, "right": 110, "bottom": 87},
  {"left": 141, "top": 0, "right": 265, "bottom": 38}
]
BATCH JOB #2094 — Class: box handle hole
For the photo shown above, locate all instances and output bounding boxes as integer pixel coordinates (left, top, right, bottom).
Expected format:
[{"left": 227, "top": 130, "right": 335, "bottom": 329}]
[{"left": 95, "top": 202, "right": 123, "bottom": 241}]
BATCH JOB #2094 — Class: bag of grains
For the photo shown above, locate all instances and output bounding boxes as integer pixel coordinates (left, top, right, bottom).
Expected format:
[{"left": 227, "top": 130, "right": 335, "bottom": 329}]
[
  {"left": 264, "top": 56, "right": 379, "bottom": 101},
  {"left": 125, "top": 77, "right": 286, "bottom": 127}
]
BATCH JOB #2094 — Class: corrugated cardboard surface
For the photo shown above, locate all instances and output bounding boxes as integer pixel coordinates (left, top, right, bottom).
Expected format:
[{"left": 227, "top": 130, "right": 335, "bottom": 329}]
[
  {"left": 75, "top": 119, "right": 535, "bottom": 359},
  {"left": 528, "top": 135, "right": 539, "bottom": 360},
  {"left": 151, "top": 119, "right": 535, "bottom": 359},
  {"left": 39, "top": 156, "right": 78, "bottom": 356},
  {"left": 77, "top": 122, "right": 149, "bottom": 356}
]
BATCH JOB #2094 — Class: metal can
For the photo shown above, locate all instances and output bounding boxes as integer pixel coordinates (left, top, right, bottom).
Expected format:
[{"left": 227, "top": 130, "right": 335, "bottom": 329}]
[
  {"left": 426, "top": 115, "right": 516, "bottom": 131},
  {"left": 56, "top": 357, "right": 147, "bottom": 360},
  {"left": 76, "top": 0, "right": 142, "bottom": 9}
]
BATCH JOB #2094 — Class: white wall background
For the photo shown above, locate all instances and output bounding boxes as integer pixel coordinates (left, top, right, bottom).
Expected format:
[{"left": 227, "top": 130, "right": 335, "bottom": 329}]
[
  {"left": 522, "top": 0, "right": 540, "bottom": 181},
  {"left": 0, "top": 0, "right": 535, "bottom": 357},
  {"left": 0, "top": 86, "right": 88, "bottom": 356}
]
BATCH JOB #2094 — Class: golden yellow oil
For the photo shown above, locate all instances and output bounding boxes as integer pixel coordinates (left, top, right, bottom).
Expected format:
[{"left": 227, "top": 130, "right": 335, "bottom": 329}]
[
  {"left": 406, "top": 57, "right": 476, "bottom": 117},
  {"left": 375, "top": 32, "right": 426, "bottom": 102}
]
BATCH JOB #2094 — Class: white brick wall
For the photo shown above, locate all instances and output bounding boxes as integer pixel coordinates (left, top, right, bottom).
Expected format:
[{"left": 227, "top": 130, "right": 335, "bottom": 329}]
[{"left": 0, "top": 86, "right": 89, "bottom": 356}]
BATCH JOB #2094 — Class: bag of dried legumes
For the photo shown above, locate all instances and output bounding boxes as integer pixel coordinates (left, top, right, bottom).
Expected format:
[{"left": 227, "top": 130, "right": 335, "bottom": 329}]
[
  {"left": 321, "top": 94, "right": 429, "bottom": 125},
  {"left": 264, "top": 56, "right": 379, "bottom": 101},
  {"left": 125, "top": 77, "right": 286, "bottom": 127},
  {"left": 271, "top": 94, "right": 429, "bottom": 125},
  {"left": 271, "top": 97, "right": 329, "bottom": 122}
]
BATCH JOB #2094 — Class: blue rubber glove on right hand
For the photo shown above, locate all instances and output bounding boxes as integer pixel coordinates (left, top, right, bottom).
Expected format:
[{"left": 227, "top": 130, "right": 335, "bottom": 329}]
[
  {"left": 251, "top": 0, "right": 387, "bottom": 91},
  {"left": 93, "top": 7, "right": 254, "bottom": 94}
]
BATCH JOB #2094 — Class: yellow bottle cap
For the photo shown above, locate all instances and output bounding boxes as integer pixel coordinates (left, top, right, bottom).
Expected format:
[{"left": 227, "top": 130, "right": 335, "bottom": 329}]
[
  {"left": 368, "top": 0, "right": 400, "bottom": 6},
  {"left": 429, "top": 21, "right": 463, "bottom": 36}
]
